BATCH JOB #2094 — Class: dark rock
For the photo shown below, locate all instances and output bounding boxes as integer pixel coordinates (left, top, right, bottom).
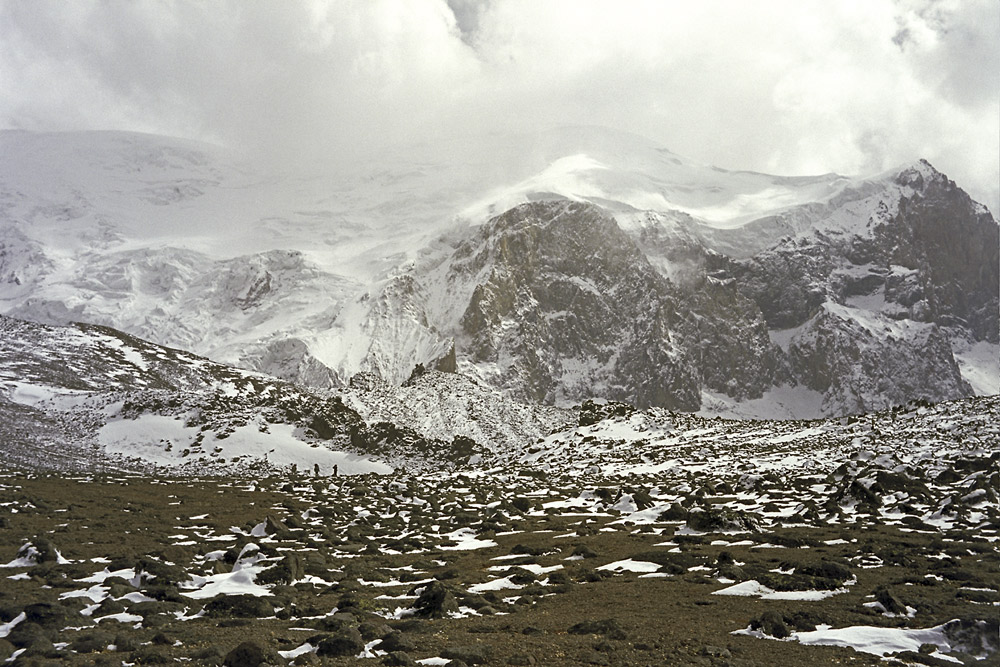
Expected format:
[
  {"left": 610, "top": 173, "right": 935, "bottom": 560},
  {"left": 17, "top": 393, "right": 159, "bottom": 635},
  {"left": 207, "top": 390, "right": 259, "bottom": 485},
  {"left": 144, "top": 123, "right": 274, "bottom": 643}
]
[
  {"left": 69, "top": 631, "right": 114, "bottom": 653},
  {"left": 20, "top": 633, "right": 56, "bottom": 658},
  {"left": 383, "top": 652, "right": 418, "bottom": 667},
  {"left": 942, "top": 618, "right": 999, "bottom": 657},
  {"left": 786, "top": 611, "right": 823, "bottom": 632},
  {"left": 18, "top": 538, "right": 62, "bottom": 564},
  {"left": 22, "top": 602, "right": 72, "bottom": 629},
  {"left": 700, "top": 646, "right": 731, "bottom": 659},
  {"left": 379, "top": 631, "right": 415, "bottom": 653},
  {"left": 440, "top": 645, "right": 491, "bottom": 665},
  {"left": 142, "top": 585, "right": 185, "bottom": 603},
  {"left": 579, "top": 399, "right": 635, "bottom": 426},
  {"left": 717, "top": 564, "right": 746, "bottom": 581},
  {"left": 317, "top": 628, "right": 365, "bottom": 657},
  {"left": 359, "top": 621, "right": 393, "bottom": 640},
  {"left": 875, "top": 586, "right": 908, "bottom": 614},
  {"left": 130, "top": 646, "right": 171, "bottom": 664},
  {"left": 204, "top": 595, "right": 274, "bottom": 618},
  {"left": 510, "top": 544, "right": 549, "bottom": 557},
  {"left": 336, "top": 592, "right": 363, "bottom": 611},
  {"left": 264, "top": 514, "right": 291, "bottom": 536},
  {"left": 107, "top": 582, "right": 136, "bottom": 598},
  {"left": 95, "top": 598, "right": 126, "bottom": 616},
  {"left": 751, "top": 611, "right": 789, "bottom": 639},
  {"left": 796, "top": 560, "right": 852, "bottom": 583},
  {"left": 509, "top": 498, "right": 534, "bottom": 513},
  {"left": 568, "top": 618, "right": 627, "bottom": 640},
  {"left": 455, "top": 201, "right": 702, "bottom": 410},
  {"left": 128, "top": 600, "right": 184, "bottom": 617},
  {"left": 686, "top": 508, "right": 762, "bottom": 532},
  {"left": 547, "top": 570, "right": 572, "bottom": 586},
  {"left": 134, "top": 557, "right": 186, "bottom": 585},
  {"left": 257, "top": 553, "right": 304, "bottom": 586},
  {"left": 114, "top": 633, "right": 141, "bottom": 652},
  {"left": 507, "top": 653, "right": 536, "bottom": 666},
  {"left": 0, "top": 606, "right": 20, "bottom": 623},
  {"left": 658, "top": 503, "right": 688, "bottom": 521},
  {"left": 223, "top": 641, "right": 282, "bottom": 667},
  {"left": 190, "top": 646, "right": 226, "bottom": 662},
  {"left": 413, "top": 581, "right": 459, "bottom": 618},
  {"left": 313, "top": 612, "right": 357, "bottom": 632},
  {"left": 629, "top": 550, "right": 698, "bottom": 575},
  {"left": 892, "top": 650, "right": 962, "bottom": 666},
  {"left": 509, "top": 570, "right": 537, "bottom": 585}
]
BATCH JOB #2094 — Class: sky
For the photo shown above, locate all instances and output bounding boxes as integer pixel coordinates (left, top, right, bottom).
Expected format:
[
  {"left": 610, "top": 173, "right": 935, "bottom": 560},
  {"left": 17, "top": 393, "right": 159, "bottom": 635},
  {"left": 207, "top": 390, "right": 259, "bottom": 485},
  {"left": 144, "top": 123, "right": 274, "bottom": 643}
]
[{"left": 1, "top": 0, "right": 998, "bottom": 213}]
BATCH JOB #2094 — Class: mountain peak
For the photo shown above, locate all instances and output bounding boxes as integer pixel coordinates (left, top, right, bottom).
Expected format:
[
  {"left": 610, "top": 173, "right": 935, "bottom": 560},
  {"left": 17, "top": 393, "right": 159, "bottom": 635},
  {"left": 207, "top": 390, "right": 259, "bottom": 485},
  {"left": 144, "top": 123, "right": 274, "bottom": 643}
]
[{"left": 889, "top": 158, "right": 954, "bottom": 194}]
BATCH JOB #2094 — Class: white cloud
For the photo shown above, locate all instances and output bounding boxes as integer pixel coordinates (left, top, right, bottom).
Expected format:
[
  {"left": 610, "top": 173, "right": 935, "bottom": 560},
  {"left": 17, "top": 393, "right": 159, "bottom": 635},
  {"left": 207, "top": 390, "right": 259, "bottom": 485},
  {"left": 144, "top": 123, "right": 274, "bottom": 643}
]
[{"left": 0, "top": 0, "right": 996, "bottom": 211}]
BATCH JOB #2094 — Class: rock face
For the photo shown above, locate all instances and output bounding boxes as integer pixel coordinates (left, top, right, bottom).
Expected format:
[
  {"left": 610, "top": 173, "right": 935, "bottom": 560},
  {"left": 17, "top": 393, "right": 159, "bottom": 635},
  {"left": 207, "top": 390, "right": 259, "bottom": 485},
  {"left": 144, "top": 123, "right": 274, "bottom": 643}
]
[
  {"left": 400, "top": 165, "right": 994, "bottom": 414},
  {"left": 787, "top": 309, "right": 970, "bottom": 415},
  {"left": 445, "top": 201, "right": 702, "bottom": 410},
  {"left": 876, "top": 163, "right": 998, "bottom": 342},
  {"left": 709, "top": 160, "right": 996, "bottom": 414},
  {"left": 729, "top": 162, "right": 998, "bottom": 341}
]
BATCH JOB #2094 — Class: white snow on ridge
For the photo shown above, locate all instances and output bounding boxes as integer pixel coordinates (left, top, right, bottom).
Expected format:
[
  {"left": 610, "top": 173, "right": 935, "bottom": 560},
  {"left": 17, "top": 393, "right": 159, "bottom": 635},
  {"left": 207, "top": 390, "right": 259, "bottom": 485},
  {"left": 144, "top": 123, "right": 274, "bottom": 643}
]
[
  {"left": 699, "top": 386, "right": 826, "bottom": 421},
  {"left": 98, "top": 415, "right": 391, "bottom": 475},
  {"left": 952, "top": 339, "right": 1000, "bottom": 396}
]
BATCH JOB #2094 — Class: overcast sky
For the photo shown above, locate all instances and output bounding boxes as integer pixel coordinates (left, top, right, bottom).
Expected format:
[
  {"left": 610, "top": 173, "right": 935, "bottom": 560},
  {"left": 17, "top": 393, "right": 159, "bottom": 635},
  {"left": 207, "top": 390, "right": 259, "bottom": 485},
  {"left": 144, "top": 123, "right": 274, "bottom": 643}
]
[{"left": 2, "top": 0, "right": 997, "bottom": 212}]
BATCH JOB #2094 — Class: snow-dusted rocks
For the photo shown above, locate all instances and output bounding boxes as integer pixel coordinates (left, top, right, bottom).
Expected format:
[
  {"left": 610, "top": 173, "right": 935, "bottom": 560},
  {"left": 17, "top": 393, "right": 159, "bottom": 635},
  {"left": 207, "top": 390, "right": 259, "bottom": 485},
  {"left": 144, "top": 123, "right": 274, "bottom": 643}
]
[{"left": 0, "top": 418, "right": 995, "bottom": 665}]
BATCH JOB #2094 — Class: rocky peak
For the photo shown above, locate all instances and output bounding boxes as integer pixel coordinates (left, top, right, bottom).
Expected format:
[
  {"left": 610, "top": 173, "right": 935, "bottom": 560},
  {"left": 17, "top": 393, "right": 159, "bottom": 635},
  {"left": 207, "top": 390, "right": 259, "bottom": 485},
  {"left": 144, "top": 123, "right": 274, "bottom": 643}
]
[
  {"left": 894, "top": 158, "right": 944, "bottom": 191},
  {"left": 448, "top": 201, "right": 701, "bottom": 409},
  {"left": 876, "top": 164, "right": 998, "bottom": 342}
]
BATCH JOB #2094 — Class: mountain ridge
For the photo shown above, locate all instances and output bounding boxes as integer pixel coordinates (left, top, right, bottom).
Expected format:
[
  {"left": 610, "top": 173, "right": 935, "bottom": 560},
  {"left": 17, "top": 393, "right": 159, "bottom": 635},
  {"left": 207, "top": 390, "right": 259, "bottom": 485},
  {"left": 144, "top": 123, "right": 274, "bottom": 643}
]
[{"left": 0, "top": 128, "right": 995, "bottom": 418}]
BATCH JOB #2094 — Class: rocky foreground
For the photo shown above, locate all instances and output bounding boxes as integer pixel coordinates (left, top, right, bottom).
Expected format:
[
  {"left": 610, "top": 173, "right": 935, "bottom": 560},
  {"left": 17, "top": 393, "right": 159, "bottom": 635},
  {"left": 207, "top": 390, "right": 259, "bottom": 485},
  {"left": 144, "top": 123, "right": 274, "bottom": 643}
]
[{"left": 0, "top": 397, "right": 997, "bottom": 666}]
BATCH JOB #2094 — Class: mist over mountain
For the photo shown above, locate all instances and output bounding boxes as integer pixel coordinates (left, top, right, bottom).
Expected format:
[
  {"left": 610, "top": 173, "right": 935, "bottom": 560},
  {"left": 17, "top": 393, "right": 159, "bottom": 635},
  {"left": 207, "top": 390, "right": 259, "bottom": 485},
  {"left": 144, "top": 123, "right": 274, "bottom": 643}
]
[{"left": 0, "top": 127, "right": 996, "bottom": 420}]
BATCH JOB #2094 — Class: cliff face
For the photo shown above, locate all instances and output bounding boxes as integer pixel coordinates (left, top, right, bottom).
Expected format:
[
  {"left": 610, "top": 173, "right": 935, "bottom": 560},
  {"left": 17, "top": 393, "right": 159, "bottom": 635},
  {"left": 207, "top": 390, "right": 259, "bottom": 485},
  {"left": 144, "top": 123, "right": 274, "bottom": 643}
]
[
  {"left": 361, "top": 157, "right": 996, "bottom": 415},
  {"left": 431, "top": 163, "right": 994, "bottom": 414},
  {"left": 689, "top": 161, "right": 996, "bottom": 414},
  {"left": 873, "top": 163, "right": 999, "bottom": 342},
  {"left": 787, "top": 308, "right": 971, "bottom": 415},
  {"left": 448, "top": 201, "right": 701, "bottom": 410}
]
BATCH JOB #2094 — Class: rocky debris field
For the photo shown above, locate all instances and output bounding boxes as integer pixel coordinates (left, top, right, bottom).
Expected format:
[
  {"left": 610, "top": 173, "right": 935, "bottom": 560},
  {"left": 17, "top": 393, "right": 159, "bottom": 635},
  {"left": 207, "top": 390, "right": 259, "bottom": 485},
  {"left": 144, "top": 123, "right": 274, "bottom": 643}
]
[{"left": 0, "top": 397, "right": 997, "bottom": 666}]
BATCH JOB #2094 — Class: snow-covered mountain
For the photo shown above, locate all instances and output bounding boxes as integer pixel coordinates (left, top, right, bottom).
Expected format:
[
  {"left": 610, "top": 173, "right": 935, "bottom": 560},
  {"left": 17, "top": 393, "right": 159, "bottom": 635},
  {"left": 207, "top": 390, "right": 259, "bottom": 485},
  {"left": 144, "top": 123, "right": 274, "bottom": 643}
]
[
  {"left": 0, "top": 127, "right": 996, "bottom": 418},
  {"left": 0, "top": 314, "right": 570, "bottom": 474}
]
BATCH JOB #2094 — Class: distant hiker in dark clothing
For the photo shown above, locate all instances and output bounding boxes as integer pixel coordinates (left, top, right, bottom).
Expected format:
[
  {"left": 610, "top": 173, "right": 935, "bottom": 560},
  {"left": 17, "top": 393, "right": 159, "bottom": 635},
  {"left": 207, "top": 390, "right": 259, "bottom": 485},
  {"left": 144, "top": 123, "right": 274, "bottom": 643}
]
[{"left": 333, "top": 464, "right": 338, "bottom": 476}]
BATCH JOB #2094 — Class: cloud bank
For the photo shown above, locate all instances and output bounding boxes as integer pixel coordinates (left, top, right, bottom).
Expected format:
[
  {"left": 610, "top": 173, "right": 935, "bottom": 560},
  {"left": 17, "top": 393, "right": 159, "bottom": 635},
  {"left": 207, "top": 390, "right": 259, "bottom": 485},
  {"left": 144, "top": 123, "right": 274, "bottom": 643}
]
[{"left": 1, "top": 0, "right": 997, "bottom": 211}]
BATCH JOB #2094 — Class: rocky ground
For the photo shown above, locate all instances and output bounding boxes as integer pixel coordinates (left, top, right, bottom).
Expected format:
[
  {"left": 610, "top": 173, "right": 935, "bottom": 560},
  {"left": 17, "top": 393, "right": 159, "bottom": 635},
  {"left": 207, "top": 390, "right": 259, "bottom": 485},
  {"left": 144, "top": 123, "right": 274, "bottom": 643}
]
[{"left": 0, "top": 398, "right": 997, "bottom": 666}]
